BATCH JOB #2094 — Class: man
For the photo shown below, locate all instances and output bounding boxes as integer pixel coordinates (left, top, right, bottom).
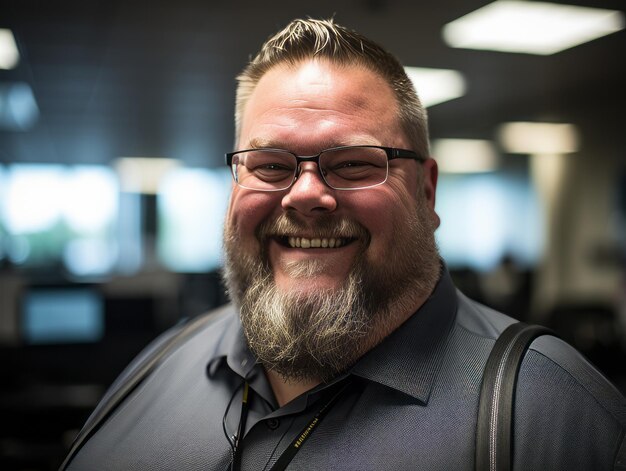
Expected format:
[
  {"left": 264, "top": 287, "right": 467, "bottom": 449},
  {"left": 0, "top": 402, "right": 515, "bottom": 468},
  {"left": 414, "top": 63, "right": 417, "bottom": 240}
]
[{"left": 63, "top": 19, "right": 625, "bottom": 470}]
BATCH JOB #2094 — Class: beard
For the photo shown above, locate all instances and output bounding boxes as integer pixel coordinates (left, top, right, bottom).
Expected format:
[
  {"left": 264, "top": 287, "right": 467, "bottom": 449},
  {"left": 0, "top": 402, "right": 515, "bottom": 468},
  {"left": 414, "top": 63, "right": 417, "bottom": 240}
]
[{"left": 222, "top": 196, "right": 440, "bottom": 384}]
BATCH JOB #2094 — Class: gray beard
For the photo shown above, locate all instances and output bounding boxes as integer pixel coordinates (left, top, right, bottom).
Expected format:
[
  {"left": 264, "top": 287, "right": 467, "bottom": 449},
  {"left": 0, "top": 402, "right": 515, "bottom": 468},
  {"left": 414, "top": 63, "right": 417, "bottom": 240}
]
[{"left": 222, "top": 200, "right": 440, "bottom": 384}]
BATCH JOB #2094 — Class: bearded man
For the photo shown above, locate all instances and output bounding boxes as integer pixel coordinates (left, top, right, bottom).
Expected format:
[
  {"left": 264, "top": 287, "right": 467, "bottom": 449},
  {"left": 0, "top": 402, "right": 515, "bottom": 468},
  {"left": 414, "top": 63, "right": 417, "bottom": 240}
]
[{"left": 62, "top": 18, "right": 625, "bottom": 471}]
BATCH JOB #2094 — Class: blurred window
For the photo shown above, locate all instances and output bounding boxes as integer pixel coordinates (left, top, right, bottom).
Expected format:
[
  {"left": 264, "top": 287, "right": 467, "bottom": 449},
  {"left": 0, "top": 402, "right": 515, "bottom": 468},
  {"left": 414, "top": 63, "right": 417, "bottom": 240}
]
[
  {"left": 1, "top": 164, "right": 119, "bottom": 275},
  {"left": 157, "top": 167, "right": 231, "bottom": 272},
  {"left": 436, "top": 173, "right": 543, "bottom": 270}
]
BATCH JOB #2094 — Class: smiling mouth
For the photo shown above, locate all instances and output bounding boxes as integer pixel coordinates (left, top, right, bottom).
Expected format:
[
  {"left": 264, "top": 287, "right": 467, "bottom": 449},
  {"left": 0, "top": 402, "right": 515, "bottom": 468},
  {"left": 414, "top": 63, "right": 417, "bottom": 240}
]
[{"left": 276, "top": 236, "right": 355, "bottom": 249}]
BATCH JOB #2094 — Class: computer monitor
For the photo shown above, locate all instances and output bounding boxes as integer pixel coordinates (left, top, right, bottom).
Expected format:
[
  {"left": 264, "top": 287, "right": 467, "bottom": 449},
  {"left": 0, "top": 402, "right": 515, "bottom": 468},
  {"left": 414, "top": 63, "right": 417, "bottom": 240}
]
[{"left": 21, "top": 287, "right": 104, "bottom": 345}]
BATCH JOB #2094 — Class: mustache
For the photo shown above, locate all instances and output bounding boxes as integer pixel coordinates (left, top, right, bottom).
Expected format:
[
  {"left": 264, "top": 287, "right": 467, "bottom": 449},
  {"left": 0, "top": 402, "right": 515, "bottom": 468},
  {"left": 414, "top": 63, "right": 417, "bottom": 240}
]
[{"left": 256, "top": 212, "right": 371, "bottom": 244}]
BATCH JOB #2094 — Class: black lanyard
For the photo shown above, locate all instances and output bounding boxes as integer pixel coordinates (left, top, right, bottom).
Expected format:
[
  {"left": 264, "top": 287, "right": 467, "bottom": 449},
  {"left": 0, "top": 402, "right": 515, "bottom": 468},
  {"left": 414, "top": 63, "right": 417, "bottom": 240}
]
[{"left": 230, "top": 380, "right": 352, "bottom": 471}]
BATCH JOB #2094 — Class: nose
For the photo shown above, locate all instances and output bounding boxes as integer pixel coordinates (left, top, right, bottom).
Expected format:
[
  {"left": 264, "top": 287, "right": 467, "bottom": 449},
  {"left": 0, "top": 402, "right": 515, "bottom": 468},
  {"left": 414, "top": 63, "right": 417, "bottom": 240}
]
[{"left": 281, "top": 162, "right": 338, "bottom": 214}]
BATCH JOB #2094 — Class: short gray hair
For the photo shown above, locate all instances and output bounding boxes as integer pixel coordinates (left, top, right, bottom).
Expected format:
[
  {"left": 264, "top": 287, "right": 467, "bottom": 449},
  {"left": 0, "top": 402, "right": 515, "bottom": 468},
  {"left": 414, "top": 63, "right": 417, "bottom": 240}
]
[{"left": 235, "top": 18, "right": 430, "bottom": 159}]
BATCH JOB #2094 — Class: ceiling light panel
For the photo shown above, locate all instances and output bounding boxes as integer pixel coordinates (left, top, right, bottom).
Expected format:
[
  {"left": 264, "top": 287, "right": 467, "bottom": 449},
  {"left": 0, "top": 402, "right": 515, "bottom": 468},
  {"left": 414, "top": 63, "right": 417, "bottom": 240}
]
[
  {"left": 498, "top": 122, "right": 579, "bottom": 154},
  {"left": 404, "top": 67, "right": 466, "bottom": 107},
  {"left": 0, "top": 29, "right": 20, "bottom": 69},
  {"left": 114, "top": 157, "right": 181, "bottom": 194},
  {"left": 432, "top": 139, "right": 499, "bottom": 173},
  {"left": 443, "top": 1, "right": 625, "bottom": 55}
]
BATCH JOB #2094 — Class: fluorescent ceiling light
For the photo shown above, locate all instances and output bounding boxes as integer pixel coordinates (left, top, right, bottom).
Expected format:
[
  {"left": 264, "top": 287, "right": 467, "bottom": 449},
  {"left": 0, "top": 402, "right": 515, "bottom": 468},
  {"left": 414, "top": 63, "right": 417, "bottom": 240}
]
[
  {"left": 443, "top": 1, "right": 625, "bottom": 55},
  {"left": 432, "top": 139, "right": 498, "bottom": 173},
  {"left": 114, "top": 157, "right": 181, "bottom": 194},
  {"left": 498, "top": 122, "right": 579, "bottom": 154},
  {"left": 0, "top": 29, "right": 20, "bottom": 69},
  {"left": 404, "top": 67, "right": 466, "bottom": 107}
]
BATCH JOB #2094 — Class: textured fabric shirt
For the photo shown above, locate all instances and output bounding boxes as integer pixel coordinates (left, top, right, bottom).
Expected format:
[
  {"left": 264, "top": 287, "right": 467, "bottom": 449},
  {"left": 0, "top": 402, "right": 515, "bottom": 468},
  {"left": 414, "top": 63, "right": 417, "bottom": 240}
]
[{"left": 65, "top": 271, "right": 626, "bottom": 470}]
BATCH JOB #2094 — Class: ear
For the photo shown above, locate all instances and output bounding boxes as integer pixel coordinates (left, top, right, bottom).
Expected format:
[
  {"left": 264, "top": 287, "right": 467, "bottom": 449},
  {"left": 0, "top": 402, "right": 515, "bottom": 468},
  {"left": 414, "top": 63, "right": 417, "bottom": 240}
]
[{"left": 422, "top": 158, "right": 441, "bottom": 229}]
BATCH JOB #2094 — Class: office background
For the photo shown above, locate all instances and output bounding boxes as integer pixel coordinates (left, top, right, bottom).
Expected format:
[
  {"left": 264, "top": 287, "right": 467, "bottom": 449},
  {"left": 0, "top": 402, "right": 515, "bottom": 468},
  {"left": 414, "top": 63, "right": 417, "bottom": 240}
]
[{"left": 1, "top": 1, "right": 625, "bottom": 469}]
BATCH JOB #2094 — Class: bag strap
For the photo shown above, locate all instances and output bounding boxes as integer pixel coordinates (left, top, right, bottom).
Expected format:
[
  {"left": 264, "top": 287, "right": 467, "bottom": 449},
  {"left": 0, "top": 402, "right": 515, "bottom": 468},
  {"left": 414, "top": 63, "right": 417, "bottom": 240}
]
[
  {"left": 59, "top": 312, "right": 220, "bottom": 470},
  {"left": 475, "top": 322, "right": 553, "bottom": 471}
]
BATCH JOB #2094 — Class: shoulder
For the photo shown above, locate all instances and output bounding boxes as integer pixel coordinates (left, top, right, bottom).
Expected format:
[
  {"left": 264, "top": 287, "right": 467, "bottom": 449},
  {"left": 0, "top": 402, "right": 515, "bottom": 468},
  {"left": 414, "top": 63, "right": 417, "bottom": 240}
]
[
  {"left": 81, "top": 304, "right": 238, "bottom": 432},
  {"left": 108, "top": 303, "right": 237, "bottom": 390},
  {"left": 62, "top": 304, "right": 239, "bottom": 470},
  {"left": 513, "top": 335, "right": 626, "bottom": 469},
  {"left": 452, "top": 290, "right": 626, "bottom": 469},
  {"left": 454, "top": 289, "right": 517, "bottom": 338},
  {"left": 456, "top": 290, "right": 625, "bottom": 419}
]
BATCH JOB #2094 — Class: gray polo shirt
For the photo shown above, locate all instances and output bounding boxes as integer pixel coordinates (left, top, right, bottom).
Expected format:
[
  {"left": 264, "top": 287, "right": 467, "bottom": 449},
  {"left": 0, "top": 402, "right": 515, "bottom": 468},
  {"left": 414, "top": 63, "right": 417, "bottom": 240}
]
[{"left": 66, "top": 271, "right": 626, "bottom": 470}]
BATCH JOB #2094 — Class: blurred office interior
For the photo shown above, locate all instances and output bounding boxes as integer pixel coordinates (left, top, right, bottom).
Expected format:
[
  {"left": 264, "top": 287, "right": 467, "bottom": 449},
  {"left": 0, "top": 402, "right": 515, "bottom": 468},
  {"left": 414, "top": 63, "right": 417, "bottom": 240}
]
[{"left": 1, "top": 0, "right": 625, "bottom": 469}]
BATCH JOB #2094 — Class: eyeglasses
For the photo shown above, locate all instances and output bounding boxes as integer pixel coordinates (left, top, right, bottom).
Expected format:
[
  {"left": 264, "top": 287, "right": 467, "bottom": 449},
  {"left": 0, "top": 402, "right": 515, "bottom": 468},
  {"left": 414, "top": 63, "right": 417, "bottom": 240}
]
[{"left": 225, "top": 145, "right": 426, "bottom": 191}]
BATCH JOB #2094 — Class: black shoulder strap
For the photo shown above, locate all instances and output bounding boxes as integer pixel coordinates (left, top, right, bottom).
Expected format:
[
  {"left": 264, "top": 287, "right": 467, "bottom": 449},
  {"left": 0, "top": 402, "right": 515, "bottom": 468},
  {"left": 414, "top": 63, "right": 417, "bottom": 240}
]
[
  {"left": 475, "top": 322, "right": 553, "bottom": 471},
  {"left": 59, "top": 311, "right": 221, "bottom": 470}
]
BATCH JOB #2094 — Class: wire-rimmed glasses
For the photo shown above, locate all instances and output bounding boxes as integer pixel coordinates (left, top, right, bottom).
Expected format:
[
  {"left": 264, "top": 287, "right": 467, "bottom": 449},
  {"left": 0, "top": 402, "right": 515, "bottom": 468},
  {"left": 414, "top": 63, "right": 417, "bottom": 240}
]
[{"left": 225, "top": 145, "right": 426, "bottom": 191}]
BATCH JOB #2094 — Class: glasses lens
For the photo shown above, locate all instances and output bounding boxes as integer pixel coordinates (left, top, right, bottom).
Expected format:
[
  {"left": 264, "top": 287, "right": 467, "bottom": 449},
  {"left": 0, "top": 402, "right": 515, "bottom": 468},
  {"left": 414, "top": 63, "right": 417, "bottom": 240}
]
[
  {"left": 233, "top": 150, "right": 296, "bottom": 190},
  {"left": 320, "top": 147, "right": 388, "bottom": 189}
]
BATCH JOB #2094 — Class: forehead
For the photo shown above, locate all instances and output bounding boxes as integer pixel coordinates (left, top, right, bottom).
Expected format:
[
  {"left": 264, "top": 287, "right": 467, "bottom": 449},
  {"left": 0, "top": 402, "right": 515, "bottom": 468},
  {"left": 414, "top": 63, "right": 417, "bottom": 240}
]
[{"left": 238, "top": 59, "right": 404, "bottom": 150}]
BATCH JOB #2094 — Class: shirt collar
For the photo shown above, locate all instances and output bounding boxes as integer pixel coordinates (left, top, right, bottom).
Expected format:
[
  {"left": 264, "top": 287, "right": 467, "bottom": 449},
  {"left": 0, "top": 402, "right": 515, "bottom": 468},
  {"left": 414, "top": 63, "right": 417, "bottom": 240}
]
[
  {"left": 350, "top": 268, "right": 457, "bottom": 404},
  {"left": 206, "top": 308, "right": 276, "bottom": 405},
  {"left": 207, "top": 309, "right": 255, "bottom": 377}
]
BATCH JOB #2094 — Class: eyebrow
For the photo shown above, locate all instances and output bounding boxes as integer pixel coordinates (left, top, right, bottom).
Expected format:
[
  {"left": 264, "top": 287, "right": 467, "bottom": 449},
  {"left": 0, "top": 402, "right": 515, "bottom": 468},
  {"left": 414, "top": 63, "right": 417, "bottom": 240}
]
[
  {"left": 246, "top": 136, "right": 382, "bottom": 151},
  {"left": 248, "top": 137, "right": 275, "bottom": 149},
  {"left": 247, "top": 137, "right": 274, "bottom": 149}
]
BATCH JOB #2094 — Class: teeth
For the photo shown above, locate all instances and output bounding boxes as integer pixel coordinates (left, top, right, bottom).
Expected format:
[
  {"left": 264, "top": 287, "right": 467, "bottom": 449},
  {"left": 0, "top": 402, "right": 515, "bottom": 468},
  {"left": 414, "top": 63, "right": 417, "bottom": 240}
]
[{"left": 287, "top": 237, "right": 349, "bottom": 249}]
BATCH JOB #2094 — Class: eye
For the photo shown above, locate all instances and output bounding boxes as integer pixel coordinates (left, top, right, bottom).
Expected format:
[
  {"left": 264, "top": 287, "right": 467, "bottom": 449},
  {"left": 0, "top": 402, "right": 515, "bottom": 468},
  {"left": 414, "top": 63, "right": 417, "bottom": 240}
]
[
  {"left": 257, "top": 163, "right": 291, "bottom": 171},
  {"left": 249, "top": 162, "right": 294, "bottom": 182},
  {"left": 334, "top": 160, "right": 373, "bottom": 168}
]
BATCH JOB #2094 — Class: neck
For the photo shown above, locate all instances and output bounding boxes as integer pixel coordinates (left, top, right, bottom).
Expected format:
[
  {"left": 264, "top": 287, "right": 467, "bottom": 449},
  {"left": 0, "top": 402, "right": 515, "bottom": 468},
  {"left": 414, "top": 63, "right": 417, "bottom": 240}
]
[{"left": 265, "top": 369, "right": 321, "bottom": 407}]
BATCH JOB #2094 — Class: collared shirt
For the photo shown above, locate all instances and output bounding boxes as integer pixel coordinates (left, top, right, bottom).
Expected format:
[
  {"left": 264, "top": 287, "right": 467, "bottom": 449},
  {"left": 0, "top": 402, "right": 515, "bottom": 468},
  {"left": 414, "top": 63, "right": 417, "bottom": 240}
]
[{"left": 66, "top": 270, "right": 626, "bottom": 470}]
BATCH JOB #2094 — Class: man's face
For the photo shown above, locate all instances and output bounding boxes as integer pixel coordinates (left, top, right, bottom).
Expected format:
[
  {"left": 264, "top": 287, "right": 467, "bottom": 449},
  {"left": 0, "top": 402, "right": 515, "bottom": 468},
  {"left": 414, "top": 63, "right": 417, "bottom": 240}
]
[
  {"left": 227, "top": 60, "right": 438, "bottom": 293},
  {"left": 223, "top": 59, "right": 440, "bottom": 381}
]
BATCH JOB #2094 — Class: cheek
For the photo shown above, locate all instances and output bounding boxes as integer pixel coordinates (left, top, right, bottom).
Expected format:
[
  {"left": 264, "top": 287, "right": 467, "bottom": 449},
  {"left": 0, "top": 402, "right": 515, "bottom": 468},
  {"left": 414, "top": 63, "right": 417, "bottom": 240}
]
[
  {"left": 227, "top": 190, "right": 281, "bottom": 245},
  {"left": 345, "top": 185, "right": 418, "bottom": 257}
]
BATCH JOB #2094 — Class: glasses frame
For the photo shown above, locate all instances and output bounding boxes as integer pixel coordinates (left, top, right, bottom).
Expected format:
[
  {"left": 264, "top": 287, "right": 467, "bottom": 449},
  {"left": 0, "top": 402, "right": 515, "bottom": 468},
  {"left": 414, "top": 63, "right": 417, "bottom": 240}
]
[{"left": 225, "top": 145, "right": 427, "bottom": 191}]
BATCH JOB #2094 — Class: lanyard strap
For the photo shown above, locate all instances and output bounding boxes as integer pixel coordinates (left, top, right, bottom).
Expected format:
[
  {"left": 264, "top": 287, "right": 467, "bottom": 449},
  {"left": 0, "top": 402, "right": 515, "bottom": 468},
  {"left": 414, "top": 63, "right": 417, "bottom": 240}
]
[
  {"left": 268, "top": 381, "right": 351, "bottom": 471},
  {"left": 230, "top": 380, "right": 352, "bottom": 471},
  {"left": 231, "top": 382, "right": 250, "bottom": 471}
]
